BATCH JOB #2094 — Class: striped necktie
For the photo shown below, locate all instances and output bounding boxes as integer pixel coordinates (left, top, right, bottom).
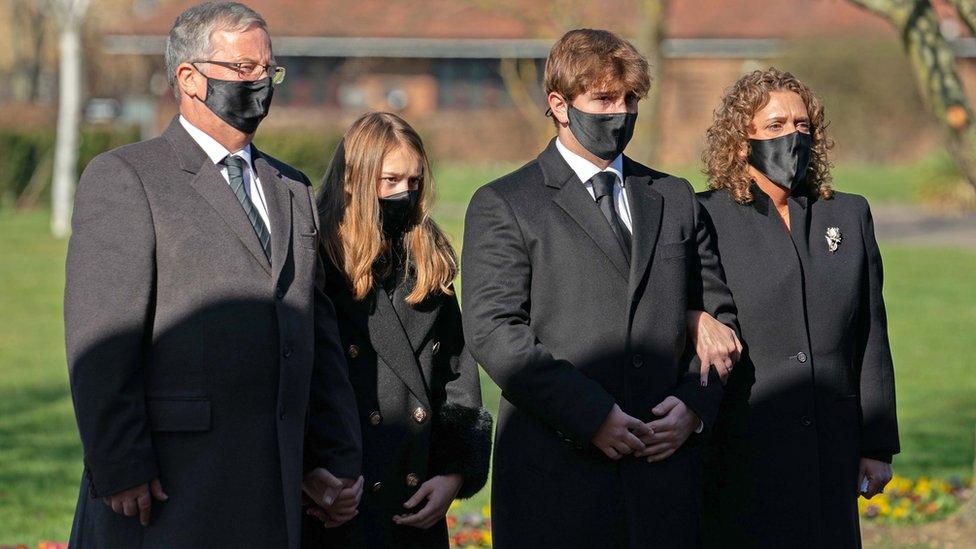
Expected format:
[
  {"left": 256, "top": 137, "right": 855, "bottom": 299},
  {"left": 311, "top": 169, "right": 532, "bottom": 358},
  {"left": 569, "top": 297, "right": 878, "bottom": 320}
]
[{"left": 223, "top": 154, "right": 272, "bottom": 262}]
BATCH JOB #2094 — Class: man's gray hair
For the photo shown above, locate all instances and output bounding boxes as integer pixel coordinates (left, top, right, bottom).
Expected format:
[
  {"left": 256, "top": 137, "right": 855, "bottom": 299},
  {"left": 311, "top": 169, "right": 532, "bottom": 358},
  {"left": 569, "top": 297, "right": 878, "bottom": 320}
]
[{"left": 165, "top": 2, "right": 269, "bottom": 99}]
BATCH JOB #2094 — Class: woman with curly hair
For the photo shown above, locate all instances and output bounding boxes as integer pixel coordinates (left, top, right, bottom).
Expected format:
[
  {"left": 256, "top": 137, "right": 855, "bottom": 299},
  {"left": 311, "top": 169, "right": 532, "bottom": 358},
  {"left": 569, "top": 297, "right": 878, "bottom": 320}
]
[
  {"left": 302, "top": 112, "right": 492, "bottom": 548},
  {"left": 695, "top": 68, "right": 900, "bottom": 547}
]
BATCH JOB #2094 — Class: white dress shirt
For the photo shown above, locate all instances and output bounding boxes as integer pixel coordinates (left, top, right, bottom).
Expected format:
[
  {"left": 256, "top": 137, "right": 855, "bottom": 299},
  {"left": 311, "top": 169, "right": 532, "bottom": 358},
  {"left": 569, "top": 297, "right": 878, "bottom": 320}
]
[
  {"left": 179, "top": 116, "right": 272, "bottom": 232},
  {"left": 555, "top": 137, "right": 632, "bottom": 233},
  {"left": 555, "top": 136, "right": 704, "bottom": 434}
]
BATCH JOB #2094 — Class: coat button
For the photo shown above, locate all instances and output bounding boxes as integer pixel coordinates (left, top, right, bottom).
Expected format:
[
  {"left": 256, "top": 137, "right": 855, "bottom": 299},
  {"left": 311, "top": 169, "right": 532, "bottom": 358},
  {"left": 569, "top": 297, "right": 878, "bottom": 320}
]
[
  {"left": 406, "top": 473, "right": 420, "bottom": 487},
  {"left": 369, "top": 411, "right": 382, "bottom": 426},
  {"left": 347, "top": 345, "right": 360, "bottom": 359},
  {"left": 431, "top": 341, "right": 441, "bottom": 355},
  {"left": 801, "top": 415, "right": 813, "bottom": 427},
  {"left": 412, "top": 407, "right": 428, "bottom": 424},
  {"left": 282, "top": 346, "right": 293, "bottom": 358},
  {"left": 275, "top": 285, "right": 285, "bottom": 299},
  {"left": 371, "top": 481, "right": 383, "bottom": 493},
  {"left": 797, "top": 352, "right": 808, "bottom": 363},
  {"left": 632, "top": 354, "right": 644, "bottom": 368}
]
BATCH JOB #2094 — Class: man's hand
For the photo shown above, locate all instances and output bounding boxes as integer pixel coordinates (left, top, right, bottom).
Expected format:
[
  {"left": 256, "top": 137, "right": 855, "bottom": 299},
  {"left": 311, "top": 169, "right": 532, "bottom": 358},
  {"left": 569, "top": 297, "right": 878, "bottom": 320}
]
[
  {"left": 858, "top": 458, "right": 893, "bottom": 499},
  {"left": 101, "top": 478, "right": 168, "bottom": 526},
  {"left": 687, "top": 311, "right": 741, "bottom": 386},
  {"left": 303, "top": 468, "right": 355, "bottom": 507},
  {"left": 393, "top": 474, "right": 463, "bottom": 530},
  {"left": 591, "top": 404, "right": 653, "bottom": 460},
  {"left": 635, "top": 397, "right": 699, "bottom": 462},
  {"left": 305, "top": 474, "right": 364, "bottom": 528}
]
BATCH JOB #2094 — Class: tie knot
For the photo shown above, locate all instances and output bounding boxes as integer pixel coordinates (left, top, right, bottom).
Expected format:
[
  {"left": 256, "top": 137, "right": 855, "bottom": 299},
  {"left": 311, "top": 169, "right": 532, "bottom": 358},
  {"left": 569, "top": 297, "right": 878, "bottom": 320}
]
[
  {"left": 223, "top": 154, "right": 245, "bottom": 171},
  {"left": 591, "top": 171, "right": 617, "bottom": 200}
]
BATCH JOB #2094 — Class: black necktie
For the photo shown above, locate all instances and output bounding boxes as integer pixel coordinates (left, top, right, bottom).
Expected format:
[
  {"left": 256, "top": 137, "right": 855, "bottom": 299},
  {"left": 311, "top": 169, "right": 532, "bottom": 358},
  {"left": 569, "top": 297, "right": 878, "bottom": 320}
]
[
  {"left": 590, "top": 171, "right": 631, "bottom": 262},
  {"left": 224, "top": 155, "right": 272, "bottom": 262}
]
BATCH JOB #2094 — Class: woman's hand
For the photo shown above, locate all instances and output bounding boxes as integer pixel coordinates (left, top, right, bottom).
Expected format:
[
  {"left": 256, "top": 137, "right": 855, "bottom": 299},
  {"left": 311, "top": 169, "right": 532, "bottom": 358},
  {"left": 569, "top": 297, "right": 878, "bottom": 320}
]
[
  {"left": 858, "top": 458, "right": 893, "bottom": 499},
  {"left": 687, "top": 311, "right": 742, "bottom": 386},
  {"left": 393, "top": 474, "right": 463, "bottom": 529}
]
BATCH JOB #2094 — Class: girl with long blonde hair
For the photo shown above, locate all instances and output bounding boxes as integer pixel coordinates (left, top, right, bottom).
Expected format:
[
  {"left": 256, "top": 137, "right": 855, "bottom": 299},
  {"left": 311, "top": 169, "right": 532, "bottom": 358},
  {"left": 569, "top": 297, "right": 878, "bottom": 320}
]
[{"left": 302, "top": 112, "right": 491, "bottom": 549}]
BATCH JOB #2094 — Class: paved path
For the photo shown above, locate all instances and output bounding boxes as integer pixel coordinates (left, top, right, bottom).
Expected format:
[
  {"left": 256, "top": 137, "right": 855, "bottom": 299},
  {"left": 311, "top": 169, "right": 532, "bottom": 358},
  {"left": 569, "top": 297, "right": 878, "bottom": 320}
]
[{"left": 874, "top": 204, "right": 976, "bottom": 249}]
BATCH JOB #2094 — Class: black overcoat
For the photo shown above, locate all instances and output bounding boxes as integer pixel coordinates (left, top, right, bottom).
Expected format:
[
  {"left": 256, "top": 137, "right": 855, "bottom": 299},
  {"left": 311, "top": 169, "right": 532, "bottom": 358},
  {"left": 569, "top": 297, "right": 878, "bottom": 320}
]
[
  {"left": 302, "top": 263, "right": 492, "bottom": 549},
  {"left": 697, "top": 187, "right": 900, "bottom": 548},
  {"left": 461, "top": 139, "right": 737, "bottom": 549},
  {"left": 65, "top": 118, "right": 362, "bottom": 548}
]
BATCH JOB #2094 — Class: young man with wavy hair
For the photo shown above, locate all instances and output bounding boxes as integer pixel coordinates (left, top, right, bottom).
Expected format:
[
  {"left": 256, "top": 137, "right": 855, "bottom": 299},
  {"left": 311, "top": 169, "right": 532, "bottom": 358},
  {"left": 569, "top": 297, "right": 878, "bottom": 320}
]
[{"left": 461, "top": 29, "right": 740, "bottom": 548}]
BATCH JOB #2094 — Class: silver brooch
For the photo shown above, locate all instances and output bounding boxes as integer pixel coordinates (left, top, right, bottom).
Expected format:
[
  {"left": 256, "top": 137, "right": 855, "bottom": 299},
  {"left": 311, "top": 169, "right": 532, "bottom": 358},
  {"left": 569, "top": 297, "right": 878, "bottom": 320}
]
[{"left": 825, "top": 227, "right": 842, "bottom": 253}]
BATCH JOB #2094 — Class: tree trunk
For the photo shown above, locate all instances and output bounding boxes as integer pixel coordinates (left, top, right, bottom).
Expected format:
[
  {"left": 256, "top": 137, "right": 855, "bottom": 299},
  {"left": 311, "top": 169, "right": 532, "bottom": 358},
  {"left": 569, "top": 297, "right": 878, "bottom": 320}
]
[
  {"left": 51, "top": 1, "right": 86, "bottom": 238},
  {"left": 498, "top": 57, "right": 551, "bottom": 147},
  {"left": 849, "top": 0, "right": 976, "bottom": 192},
  {"left": 633, "top": 0, "right": 666, "bottom": 166}
]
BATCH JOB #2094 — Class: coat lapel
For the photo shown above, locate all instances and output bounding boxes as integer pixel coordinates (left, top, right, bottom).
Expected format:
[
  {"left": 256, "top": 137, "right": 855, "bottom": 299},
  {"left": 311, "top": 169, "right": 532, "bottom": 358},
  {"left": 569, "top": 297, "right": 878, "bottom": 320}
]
[
  {"left": 331, "top": 285, "right": 431, "bottom": 408},
  {"left": 164, "top": 118, "right": 272, "bottom": 275},
  {"left": 391, "top": 276, "right": 440, "bottom": 353},
  {"left": 253, "top": 148, "right": 293, "bottom": 285},
  {"left": 540, "top": 140, "right": 630, "bottom": 280},
  {"left": 623, "top": 161, "right": 663, "bottom": 302}
]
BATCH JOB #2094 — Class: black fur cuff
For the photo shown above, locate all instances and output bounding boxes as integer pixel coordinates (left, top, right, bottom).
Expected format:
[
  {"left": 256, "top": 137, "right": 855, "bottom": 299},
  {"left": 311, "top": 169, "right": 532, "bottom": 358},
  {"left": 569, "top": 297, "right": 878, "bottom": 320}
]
[{"left": 428, "top": 404, "right": 493, "bottom": 499}]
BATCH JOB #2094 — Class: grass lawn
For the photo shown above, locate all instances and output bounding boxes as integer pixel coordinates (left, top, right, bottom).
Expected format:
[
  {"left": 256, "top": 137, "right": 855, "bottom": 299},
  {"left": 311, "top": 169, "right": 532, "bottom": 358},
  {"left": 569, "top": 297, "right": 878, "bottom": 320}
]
[{"left": 0, "top": 159, "right": 973, "bottom": 544}]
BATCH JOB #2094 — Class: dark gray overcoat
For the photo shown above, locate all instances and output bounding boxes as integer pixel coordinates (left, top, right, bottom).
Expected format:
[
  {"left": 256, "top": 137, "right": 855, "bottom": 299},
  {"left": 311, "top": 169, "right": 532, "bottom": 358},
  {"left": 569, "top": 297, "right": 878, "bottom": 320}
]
[{"left": 65, "top": 118, "right": 361, "bottom": 548}]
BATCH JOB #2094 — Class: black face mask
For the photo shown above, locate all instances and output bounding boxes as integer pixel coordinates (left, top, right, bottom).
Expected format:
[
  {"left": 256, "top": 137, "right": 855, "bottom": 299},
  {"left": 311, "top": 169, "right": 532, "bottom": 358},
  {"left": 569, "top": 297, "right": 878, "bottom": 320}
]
[
  {"left": 378, "top": 190, "right": 419, "bottom": 237},
  {"left": 200, "top": 74, "right": 274, "bottom": 134},
  {"left": 748, "top": 131, "right": 812, "bottom": 192},
  {"left": 567, "top": 105, "right": 638, "bottom": 161}
]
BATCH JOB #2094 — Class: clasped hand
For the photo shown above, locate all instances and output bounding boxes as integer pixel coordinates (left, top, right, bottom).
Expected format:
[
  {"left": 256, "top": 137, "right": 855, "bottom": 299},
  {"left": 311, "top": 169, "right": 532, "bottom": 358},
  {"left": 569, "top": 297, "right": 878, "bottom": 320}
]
[
  {"left": 303, "top": 468, "right": 363, "bottom": 528},
  {"left": 591, "top": 398, "right": 700, "bottom": 462}
]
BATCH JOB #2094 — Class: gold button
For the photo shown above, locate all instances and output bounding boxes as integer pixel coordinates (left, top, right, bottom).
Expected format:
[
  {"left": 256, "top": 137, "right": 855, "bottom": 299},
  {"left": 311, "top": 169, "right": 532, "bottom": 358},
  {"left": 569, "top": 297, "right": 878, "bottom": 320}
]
[
  {"left": 431, "top": 341, "right": 441, "bottom": 355},
  {"left": 369, "top": 411, "right": 382, "bottom": 426},
  {"left": 405, "top": 473, "right": 420, "bottom": 487},
  {"left": 412, "top": 407, "right": 428, "bottom": 424},
  {"left": 347, "top": 344, "right": 360, "bottom": 359},
  {"left": 371, "top": 481, "right": 382, "bottom": 492}
]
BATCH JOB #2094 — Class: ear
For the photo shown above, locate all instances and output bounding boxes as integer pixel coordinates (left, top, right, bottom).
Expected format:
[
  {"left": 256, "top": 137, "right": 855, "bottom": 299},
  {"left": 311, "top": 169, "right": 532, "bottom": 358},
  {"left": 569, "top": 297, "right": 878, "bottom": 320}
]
[
  {"left": 547, "top": 92, "right": 570, "bottom": 126},
  {"left": 175, "top": 62, "right": 205, "bottom": 100}
]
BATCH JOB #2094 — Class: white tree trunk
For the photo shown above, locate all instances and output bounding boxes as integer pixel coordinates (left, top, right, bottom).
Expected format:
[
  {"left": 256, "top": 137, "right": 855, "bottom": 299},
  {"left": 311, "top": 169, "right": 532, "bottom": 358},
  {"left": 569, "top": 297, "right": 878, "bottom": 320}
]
[{"left": 50, "top": 1, "right": 86, "bottom": 238}]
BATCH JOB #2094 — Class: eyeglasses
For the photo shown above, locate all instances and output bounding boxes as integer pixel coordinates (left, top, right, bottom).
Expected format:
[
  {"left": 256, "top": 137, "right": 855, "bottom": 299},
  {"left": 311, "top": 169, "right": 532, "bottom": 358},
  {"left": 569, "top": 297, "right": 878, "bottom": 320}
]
[{"left": 193, "top": 60, "right": 286, "bottom": 85}]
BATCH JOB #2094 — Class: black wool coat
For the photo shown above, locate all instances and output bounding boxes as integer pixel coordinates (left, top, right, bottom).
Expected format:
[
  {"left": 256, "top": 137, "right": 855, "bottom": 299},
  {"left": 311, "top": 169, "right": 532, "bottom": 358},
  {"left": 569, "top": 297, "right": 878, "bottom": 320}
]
[
  {"left": 302, "top": 262, "right": 492, "bottom": 549},
  {"left": 697, "top": 187, "right": 900, "bottom": 549},
  {"left": 461, "top": 139, "right": 738, "bottom": 549}
]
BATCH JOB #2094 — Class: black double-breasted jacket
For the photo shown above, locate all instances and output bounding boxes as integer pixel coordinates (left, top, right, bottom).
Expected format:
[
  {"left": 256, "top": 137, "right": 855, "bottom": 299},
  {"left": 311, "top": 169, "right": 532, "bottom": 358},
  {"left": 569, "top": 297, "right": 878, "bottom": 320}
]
[{"left": 303, "top": 258, "right": 491, "bottom": 549}]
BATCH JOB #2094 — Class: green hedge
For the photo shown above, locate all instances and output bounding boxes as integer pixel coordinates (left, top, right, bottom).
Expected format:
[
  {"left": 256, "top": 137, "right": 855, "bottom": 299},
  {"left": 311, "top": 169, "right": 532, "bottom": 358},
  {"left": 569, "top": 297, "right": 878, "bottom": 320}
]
[
  {"left": 0, "top": 126, "right": 141, "bottom": 210},
  {"left": 252, "top": 130, "right": 344, "bottom": 190},
  {"left": 0, "top": 127, "right": 343, "bottom": 210}
]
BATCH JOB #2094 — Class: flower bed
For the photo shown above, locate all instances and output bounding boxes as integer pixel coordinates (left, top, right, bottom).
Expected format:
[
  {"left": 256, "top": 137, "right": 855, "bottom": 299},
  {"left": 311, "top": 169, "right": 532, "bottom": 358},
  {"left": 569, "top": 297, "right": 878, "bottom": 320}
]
[
  {"left": 857, "top": 475, "right": 971, "bottom": 525},
  {"left": 5, "top": 477, "right": 968, "bottom": 549},
  {"left": 448, "top": 501, "right": 492, "bottom": 548}
]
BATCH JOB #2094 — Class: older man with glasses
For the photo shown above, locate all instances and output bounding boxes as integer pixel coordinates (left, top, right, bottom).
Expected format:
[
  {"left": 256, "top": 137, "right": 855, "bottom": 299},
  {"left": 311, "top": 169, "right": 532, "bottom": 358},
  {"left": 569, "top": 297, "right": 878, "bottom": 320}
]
[{"left": 64, "top": 2, "right": 362, "bottom": 547}]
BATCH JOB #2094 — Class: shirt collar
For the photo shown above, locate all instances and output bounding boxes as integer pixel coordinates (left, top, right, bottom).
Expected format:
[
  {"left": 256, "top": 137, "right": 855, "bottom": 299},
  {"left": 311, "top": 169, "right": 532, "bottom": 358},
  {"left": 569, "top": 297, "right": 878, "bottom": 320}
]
[
  {"left": 179, "top": 115, "right": 252, "bottom": 168},
  {"left": 555, "top": 136, "right": 624, "bottom": 187}
]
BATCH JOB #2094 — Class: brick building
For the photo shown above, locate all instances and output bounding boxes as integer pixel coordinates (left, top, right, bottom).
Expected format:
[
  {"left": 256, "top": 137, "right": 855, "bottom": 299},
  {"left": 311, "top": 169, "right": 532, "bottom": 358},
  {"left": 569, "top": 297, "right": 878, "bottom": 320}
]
[{"left": 96, "top": 0, "right": 976, "bottom": 164}]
